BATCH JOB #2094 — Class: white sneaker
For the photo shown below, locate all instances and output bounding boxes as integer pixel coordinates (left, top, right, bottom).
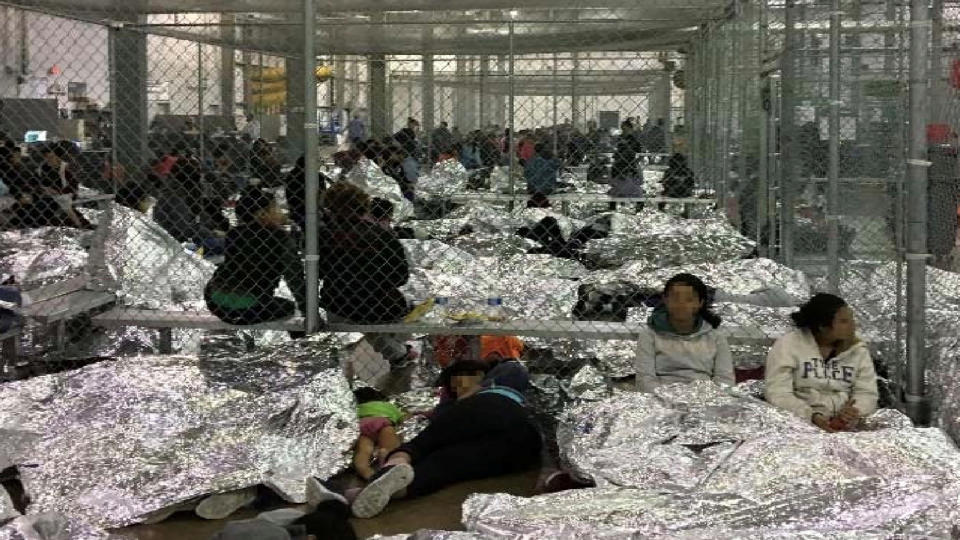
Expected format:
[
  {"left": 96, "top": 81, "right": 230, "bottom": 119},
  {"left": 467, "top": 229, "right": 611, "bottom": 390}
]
[
  {"left": 195, "top": 487, "right": 257, "bottom": 520},
  {"left": 350, "top": 464, "right": 414, "bottom": 519},
  {"left": 306, "top": 477, "right": 348, "bottom": 507}
]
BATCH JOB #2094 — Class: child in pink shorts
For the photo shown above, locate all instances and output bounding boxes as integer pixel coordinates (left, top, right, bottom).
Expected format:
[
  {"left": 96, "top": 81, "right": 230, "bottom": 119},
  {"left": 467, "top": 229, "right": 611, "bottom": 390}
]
[{"left": 354, "top": 387, "right": 405, "bottom": 480}]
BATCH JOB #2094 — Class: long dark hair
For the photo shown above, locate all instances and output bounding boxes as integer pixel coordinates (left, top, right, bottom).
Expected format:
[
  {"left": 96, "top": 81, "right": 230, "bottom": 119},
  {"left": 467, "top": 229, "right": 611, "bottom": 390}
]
[
  {"left": 663, "top": 273, "right": 722, "bottom": 328},
  {"left": 438, "top": 360, "right": 489, "bottom": 393},
  {"left": 791, "top": 293, "right": 847, "bottom": 334}
]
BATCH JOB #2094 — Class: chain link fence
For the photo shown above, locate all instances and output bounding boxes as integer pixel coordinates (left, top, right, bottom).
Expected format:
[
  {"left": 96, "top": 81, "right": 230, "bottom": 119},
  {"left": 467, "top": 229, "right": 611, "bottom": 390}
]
[{"left": 0, "top": 0, "right": 951, "bottom": 426}]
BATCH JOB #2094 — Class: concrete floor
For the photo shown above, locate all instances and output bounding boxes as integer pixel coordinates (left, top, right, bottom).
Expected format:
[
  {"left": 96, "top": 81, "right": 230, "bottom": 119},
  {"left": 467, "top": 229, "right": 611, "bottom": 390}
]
[{"left": 117, "top": 469, "right": 539, "bottom": 539}]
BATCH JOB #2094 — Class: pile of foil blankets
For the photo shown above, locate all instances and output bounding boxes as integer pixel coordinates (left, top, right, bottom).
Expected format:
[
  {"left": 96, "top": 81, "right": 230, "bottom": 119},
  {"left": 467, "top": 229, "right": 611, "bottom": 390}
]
[
  {"left": 0, "top": 513, "right": 120, "bottom": 540},
  {"left": 0, "top": 349, "right": 356, "bottom": 529},
  {"left": 0, "top": 227, "right": 90, "bottom": 289},
  {"left": 77, "top": 204, "right": 216, "bottom": 356},
  {"left": 581, "top": 211, "right": 754, "bottom": 269},
  {"left": 454, "top": 381, "right": 960, "bottom": 538},
  {"left": 343, "top": 158, "right": 414, "bottom": 220},
  {"left": 417, "top": 159, "right": 471, "bottom": 198}
]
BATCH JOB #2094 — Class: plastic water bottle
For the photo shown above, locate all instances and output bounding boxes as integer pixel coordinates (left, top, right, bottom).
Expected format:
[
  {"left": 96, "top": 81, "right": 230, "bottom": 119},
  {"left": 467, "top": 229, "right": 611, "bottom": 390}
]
[
  {"left": 485, "top": 296, "right": 505, "bottom": 321},
  {"left": 434, "top": 296, "right": 450, "bottom": 323}
]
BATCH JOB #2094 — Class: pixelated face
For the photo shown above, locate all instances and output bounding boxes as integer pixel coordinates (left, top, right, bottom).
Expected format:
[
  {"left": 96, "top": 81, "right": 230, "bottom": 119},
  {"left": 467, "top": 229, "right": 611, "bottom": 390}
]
[
  {"left": 664, "top": 283, "right": 703, "bottom": 325},
  {"left": 258, "top": 201, "right": 287, "bottom": 229},
  {"left": 825, "top": 305, "right": 856, "bottom": 343},
  {"left": 452, "top": 373, "right": 484, "bottom": 399}
]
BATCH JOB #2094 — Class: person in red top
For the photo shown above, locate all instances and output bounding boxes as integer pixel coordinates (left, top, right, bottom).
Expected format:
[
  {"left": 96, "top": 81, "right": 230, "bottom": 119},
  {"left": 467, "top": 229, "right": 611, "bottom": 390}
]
[{"left": 517, "top": 133, "right": 536, "bottom": 165}]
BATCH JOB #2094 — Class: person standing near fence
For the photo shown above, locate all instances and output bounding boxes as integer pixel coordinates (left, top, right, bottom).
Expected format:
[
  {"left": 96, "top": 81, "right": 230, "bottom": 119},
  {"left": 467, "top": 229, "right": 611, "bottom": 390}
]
[
  {"left": 394, "top": 118, "right": 421, "bottom": 163},
  {"left": 318, "top": 182, "right": 413, "bottom": 365},
  {"left": 347, "top": 114, "right": 366, "bottom": 145}
]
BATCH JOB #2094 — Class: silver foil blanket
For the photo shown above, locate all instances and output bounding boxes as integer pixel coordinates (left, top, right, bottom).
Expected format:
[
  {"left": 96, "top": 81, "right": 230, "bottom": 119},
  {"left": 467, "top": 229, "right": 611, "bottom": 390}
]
[
  {"left": 463, "top": 478, "right": 960, "bottom": 538},
  {"left": 592, "top": 257, "right": 812, "bottom": 302},
  {"left": 0, "top": 227, "right": 90, "bottom": 289},
  {"left": 581, "top": 211, "right": 754, "bottom": 269},
  {"left": 0, "top": 353, "right": 356, "bottom": 529},
  {"left": 0, "top": 513, "right": 124, "bottom": 540},
  {"left": 80, "top": 204, "right": 213, "bottom": 355},
  {"left": 417, "top": 159, "right": 470, "bottom": 198},
  {"left": 464, "top": 382, "right": 960, "bottom": 537},
  {"left": 344, "top": 158, "right": 414, "bottom": 220},
  {"left": 92, "top": 204, "right": 214, "bottom": 310}
]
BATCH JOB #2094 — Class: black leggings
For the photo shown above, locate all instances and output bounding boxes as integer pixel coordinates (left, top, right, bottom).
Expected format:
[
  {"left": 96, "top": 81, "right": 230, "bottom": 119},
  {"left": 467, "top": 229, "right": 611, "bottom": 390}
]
[
  {"left": 396, "top": 393, "right": 541, "bottom": 497},
  {"left": 205, "top": 290, "right": 296, "bottom": 326}
]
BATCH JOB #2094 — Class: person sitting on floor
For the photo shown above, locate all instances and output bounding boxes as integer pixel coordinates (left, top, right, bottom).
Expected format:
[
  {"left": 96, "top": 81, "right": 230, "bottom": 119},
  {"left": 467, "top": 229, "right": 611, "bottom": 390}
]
[
  {"left": 635, "top": 273, "right": 735, "bottom": 392},
  {"left": 524, "top": 143, "right": 561, "bottom": 206},
  {"left": 765, "top": 293, "right": 878, "bottom": 432},
  {"left": 352, "top": 387, "right": 405, "bottom": 481},
  {"left": 318, "top": 183, "right": 413, "bottom": 365},
  {"left": 204, "top": 188, "right": 311, "bottom": 331},
  {"left": 348, "top": 358, "right": 540, "bottom": 518},
  {"left": 0, "top": 142, "right": 74, "bottom": 229}
]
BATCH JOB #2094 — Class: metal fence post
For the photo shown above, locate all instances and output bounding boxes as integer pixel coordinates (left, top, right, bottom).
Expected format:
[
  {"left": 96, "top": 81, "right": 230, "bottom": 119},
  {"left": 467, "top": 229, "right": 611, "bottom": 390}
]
[
  {"left": 827, "top": 0, "right": 841, "bottom": 291},
  {"left": 780, "top": 0, "right": 798, "bottom": 266},
  {"left": 905, "top": 0, "right": 931, "bottom": 424},
  {"left": 197, "top": 42, "right": 205, "bottom": 163},
  {"left": 303, "top": 0, "right": 320, "bottom": 333},
  {"left": 507, "top": 19, "right": 516, "bottom": 207}
]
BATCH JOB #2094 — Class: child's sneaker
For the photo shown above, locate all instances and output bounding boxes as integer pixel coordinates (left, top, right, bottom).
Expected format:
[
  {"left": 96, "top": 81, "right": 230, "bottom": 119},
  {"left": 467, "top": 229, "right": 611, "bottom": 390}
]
[
  {"left": 305, "top": 477, "right": 348, "bottom": 507},
  {"left": 350, "top": 463, "right": 414, "bottom": 518},
  {"left": 195, "top": 486, "right": 258, "bottom": 520}
]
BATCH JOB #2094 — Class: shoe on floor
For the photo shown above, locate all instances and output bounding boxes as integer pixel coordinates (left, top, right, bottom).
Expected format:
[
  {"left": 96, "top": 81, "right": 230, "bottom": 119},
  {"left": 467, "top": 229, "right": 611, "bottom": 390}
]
[
  {"left": 195, "top": 486, "right": 258, "bottom": 520},
  {"left": 350, "top": 463, "right": 414, "bottom": 519},
  {"left": 139, "top": 498, "right": 199, "bottom": 524},
  {"left": 306, "top": 477, "right": 348, "bottom": 507},
  {"left": 542, "top": 470, "right": 595, "bottom": 494}
]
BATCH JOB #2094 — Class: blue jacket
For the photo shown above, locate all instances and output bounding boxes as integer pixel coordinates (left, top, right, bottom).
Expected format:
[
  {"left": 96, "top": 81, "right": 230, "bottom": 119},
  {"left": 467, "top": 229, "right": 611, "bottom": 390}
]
[{"left": 524, "top": 156, "right": 560, "bottom": 195}]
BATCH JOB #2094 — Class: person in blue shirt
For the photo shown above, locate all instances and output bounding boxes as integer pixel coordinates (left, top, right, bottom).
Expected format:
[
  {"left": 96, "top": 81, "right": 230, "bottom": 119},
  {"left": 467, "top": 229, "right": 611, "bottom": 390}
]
[{"left": 524, "top": 143, "right": 560, "bottom": 206}]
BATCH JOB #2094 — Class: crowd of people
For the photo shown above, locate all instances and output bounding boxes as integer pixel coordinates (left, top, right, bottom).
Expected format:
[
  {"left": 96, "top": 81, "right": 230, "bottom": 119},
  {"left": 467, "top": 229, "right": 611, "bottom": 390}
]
[{"left": 318, "top": 273, "right": 878, "bottom": 520}]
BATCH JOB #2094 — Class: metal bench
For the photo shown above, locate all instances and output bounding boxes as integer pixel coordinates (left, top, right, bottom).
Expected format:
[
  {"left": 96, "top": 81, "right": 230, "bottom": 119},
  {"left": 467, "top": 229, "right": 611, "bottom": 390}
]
[
  {"left": 91, "top": 308, "right": 774, "bottom": 355},
  {"left": 1, "top": 327, "right": 21, "bottom": 375},
  {"left": 22, "top": 289, "right": 116, "bottom": 351},
  {"left": 92, "top": 308, "right": 305, "bottom": 353}
]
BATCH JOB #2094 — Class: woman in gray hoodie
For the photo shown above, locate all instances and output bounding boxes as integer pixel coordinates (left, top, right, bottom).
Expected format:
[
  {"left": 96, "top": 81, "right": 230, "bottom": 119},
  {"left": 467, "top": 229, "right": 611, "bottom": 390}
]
[{"left": 635, "top": 273, "right": 735, "bottom": 392}]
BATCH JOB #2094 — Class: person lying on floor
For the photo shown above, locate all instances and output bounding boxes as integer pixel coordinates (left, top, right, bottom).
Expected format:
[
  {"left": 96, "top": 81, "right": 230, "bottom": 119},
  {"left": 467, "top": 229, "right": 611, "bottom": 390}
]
[
  {"left": 348, "top": 358, "right": 541, "bottom": 518},
  {"left": 765, "top": 293, "right": 878, "bottom": 432},
  {"left": 352, "top": 387, "right": 405, "bottom": 481},
  {"left": 204, "top": 187, "right": 311, "bottom": 333},
  {"left": 635, "top": 273, "right": 735, "bottom": 393}
]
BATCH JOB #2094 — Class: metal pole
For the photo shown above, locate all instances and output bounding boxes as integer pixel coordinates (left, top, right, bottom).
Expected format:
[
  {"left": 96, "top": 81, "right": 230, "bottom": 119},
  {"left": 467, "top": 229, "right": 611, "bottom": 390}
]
[
  {"left": 904, "top": 0, "right": 930, "bottom": 424},
  {"left": 780, "top": 0, "right": 798, "bottom": 266},
  {"left": 198, "top": 42, "right": 205, "bottom": 163},
  {"left": 757, "top": 0, "right": 769, "bottom": 255},
  {"left": 552, "top": 52, "right": 558, "bottom": 155},
  {"left": 507, "top": 20, "right": 516, "bottom": 206},
  {"left": 827, "top": 0, "right": 841, "bottom": 291},
  {"left": 108, "top": 27, "right": 118, "bottom": 195},
  {"left": 303, "top": 0, "right": 320, "bottom": 333}
]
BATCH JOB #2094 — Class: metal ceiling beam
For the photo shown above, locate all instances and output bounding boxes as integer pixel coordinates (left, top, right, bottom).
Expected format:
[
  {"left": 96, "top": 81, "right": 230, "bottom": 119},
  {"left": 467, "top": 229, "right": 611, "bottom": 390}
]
[{"left": 7, "top": 0, "right": 726, "bottom": 14}]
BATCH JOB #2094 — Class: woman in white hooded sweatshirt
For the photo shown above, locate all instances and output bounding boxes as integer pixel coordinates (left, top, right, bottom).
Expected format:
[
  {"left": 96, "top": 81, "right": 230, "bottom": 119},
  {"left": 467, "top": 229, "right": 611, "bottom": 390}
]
[
  {"left": 636, "top": 273, "right": 735, "bottom": 392},
  {"left": 765, "top": 293, "right": 878, "bottom": 432}
]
